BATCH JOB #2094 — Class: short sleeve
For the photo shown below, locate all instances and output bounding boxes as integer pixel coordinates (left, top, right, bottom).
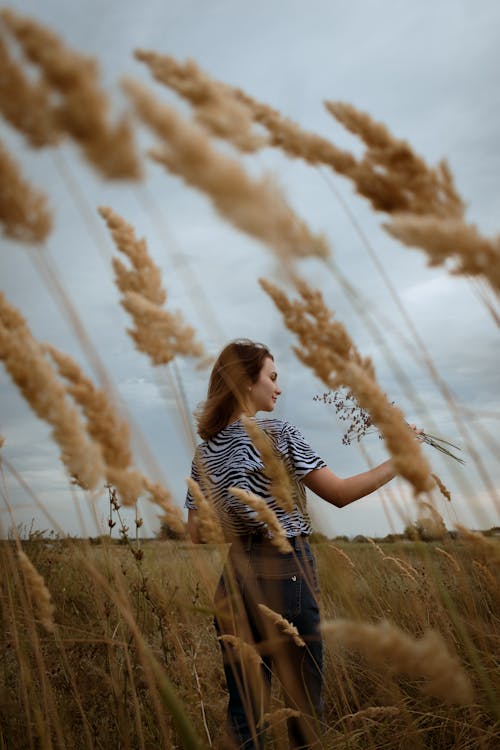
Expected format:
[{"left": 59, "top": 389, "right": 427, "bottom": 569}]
[
  {"left": 184, "top": 450, "right": 201, "bottom": 510},
  {"left": 278, "top": 422, "right": 326, "bottom": 480}
]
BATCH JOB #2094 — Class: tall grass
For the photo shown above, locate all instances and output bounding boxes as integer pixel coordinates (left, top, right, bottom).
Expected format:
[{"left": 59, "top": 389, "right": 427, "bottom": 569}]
[{"left": 0, "top": 7, "right": 499, "bottom": 749}]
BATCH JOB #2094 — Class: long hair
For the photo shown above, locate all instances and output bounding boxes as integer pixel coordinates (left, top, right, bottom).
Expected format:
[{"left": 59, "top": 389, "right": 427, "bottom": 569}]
[{"left": 196, "top": 339, "right": 273, "bottom": 440}]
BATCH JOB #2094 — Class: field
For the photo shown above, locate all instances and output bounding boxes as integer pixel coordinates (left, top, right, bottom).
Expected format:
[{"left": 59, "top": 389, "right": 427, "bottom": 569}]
[
  {"left": 1, "top": 535, "right": 499, "bottom": 749},
  {"left": 1, "top": 6, "right": 500, "bottom": 750}
]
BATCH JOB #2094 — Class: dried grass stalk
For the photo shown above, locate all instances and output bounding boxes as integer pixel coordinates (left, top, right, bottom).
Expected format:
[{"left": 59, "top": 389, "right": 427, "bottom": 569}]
[
  {"left": 257, "top": 603, "right": 305, "bottom": 647},
  {"left": 228, "top": 486, "right": 292, "bottom": 553},
  {"left": 186, "top": 477, "right": 224, "bottom": 543},
  {"left": 0, "top": 139, "right": 52, "bottom": 243},
  {"left": 135, "top": 51, "right": 266, "bottom": 153},
  {"left": 329, "top": 544, "right": 356, "bottom": 570},
  {"left": 435, "top": 547, "right": 461, "bottom": 573},
  {"left": 124, "top": 79, "right": 329, "bottom": 262},
  {"left": 0, "top": 293, "right": 104, "bottom": 488},
  {"left": 322, "top": 618, "right": 474, "bottom": 705},
  {"left": 325, "top": 102, "right": 465, "bottom": 219},
  {"left": 45, "top": 344, "right": 144, "bottom": 502},
  {"left": 18, "top": 550, "right": 55, "bottom": 632},
  {"left": 260, "top": 278, "right": 433, "bottom": 493},
  {"left": 218, "top": 635, "right": 262, "bottom": 670},
  {"left": 143, "top": 478, "right": 185, "bottom": 537},
  {"left": 384, "top": 215, "right": 500, "bottom": 295},
  {"left": 241, "top": 416, "right": 294, "bottom": 513},
  {"left": 99, "top": 206, "right": 204, "bottom": 365},
  {"left": 431, "top": 473, "right": 452, "bottom": 501},
  {"left": 260, "top": 707, "right": 301, "bottom": 728},
  {"left": 0, "top": 35, "right": 59, "bottom": 147},
  {"left": 343, "top": 706, "right": 400, "bottom": 724},
  {"left": 456, "top": 525, "right": 500, "bottom": 567},
  {"left": 1, "top": 9, "right": 141, "bottom": 179},
  {"left": 367, "top": 538, "right": 419, "bottom": 583}
]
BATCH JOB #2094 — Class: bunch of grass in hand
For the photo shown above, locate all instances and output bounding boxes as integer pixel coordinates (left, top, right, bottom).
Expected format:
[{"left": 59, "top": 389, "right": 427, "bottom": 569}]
[{"left": 314, "top": 388, "right": 464, "bottom": 463}]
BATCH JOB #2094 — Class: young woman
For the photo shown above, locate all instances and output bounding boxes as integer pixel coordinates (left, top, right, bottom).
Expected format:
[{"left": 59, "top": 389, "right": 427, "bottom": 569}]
[{"left": 185, "top": 339, "right": 411, "bottom": 750}]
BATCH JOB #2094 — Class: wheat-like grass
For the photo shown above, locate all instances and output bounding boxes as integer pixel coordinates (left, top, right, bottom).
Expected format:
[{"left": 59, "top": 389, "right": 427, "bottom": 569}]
[
  {"left": 218, "top": 634, "right": 263, "bottom": 669},
  {"left": 329, "top": 544, "right": 356, "bottom": 570},
  {"left": 1, "top": 8, "right": 141, "bottom": 180},
  {"left": 435, "top": 547, "right": 461, "bottom": 573},
  {"left": 0, "top": 139, "right": 52, "bottom": 243},
  {"left": 123, "top": 79, "right": 329, "bottom": 262},
  {"left": 241, "top": 416, "right": 294, "bottom": 513},
  {"left": 45, "top": 344, "right": 144, "bottom": 502},
  {"left": 367, "top": 538, "right": 419, "bottom": 583},
  {"left": 143, "top": 478, "right": 186, "bottom": 537},
  {"left": 431, "top": 473, "right": 452, "bottom": 501},
  {"left": 260, "top": 707, "right": 301, "bottom": 728},
  {"left": 99, "top": 206, "right": 204, "bottom": 366},
  {"left": 325, "top": 102, "right": 464, "bottom": 219},
  {"left": 0, "top": 35, "right": 59, "bottom": 147},
  {"left": 134, "top": 51, "right": 266, "bottom": 153},
  {"left": 343, "top": 705, "right": 400, "bottom": 724},
  {"left": 17, "top": 549, "right": 55, "bottom": 632},
  {"left": 322, "top": 618, "right": 474, "bottom": 705},
  {"left": 257, "top": 603, "right": 305, "bottom": 647},
  {"left": 260, "top": 278, "right": 433, "bottom": 493},
  {"left": 185, "top": 477, "right": 224, "bottom": 543},
  {"left": 385, "top": 215, "right": 500, "bottom": 296},
  {"left": 456, "top": 525, "right": 500, "bottom": 567},
  {"left": 0, "top": 293, "right": 104, "bottom": 489},
  {"left": 228, "top": 486, "right": 292, "bottom": 553}
]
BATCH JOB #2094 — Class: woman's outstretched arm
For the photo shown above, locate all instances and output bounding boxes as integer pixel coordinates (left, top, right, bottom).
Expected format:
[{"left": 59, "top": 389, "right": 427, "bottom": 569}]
[{"left": 303, "top": 460, "right": 395, "bottom": 508}]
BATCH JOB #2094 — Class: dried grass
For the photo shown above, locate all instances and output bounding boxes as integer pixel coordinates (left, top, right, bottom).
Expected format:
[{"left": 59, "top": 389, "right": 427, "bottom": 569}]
[
  {"left": 1, "top": 8, "right": 141, "bottom": 179},
  {"left": 260, "top": 278, "right": 433, "bottom": 493},
  {"left": 257, "top": 603, "right": 305, "bottom": 647},
  {"left": 0, "top": 293, "right": 104, "bottom": 488},
  {"left": 322, "top": 618, "right": 474, "bottom": 705},
  {"left": 0, "top": 139, "right": 52, "bottom": 243},
  {"left": 124, "top": 79, "right": 329, "bottom": 262},
  {"left": 228, "top": 486, "right": 292, "bottom": 553},
  {"left": 17, "top": 549, "right": 55, "bottom": 632}
]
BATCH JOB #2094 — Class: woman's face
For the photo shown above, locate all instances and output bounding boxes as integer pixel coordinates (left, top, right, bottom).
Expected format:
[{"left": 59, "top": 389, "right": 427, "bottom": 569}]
[{"left": 248, "top": 356, "right": 281, "bottom": 414}]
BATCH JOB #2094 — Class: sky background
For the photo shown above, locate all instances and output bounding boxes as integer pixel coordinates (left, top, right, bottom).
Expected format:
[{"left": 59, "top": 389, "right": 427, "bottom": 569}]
[{"left": 1, "top": 0, "right": 499, "bottom": 540}]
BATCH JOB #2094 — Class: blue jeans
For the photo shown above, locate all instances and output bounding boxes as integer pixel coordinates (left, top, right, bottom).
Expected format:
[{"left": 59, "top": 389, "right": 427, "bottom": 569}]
[{"left": 214, "top": 535, "right": 323, "bottom": 749}]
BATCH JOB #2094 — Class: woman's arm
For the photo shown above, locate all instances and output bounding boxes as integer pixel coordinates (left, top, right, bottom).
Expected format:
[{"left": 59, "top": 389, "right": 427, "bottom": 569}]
[
  {"left": 303, "top": 460, "right": 395, "bottom": 508},
  {"left": 187, "top": 508, "right": 203, "bottom": 543}
]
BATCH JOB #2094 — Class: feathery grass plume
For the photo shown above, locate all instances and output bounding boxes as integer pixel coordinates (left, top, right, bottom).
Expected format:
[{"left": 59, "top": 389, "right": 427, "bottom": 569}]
[
  {"left": 384, "top": 215, "right": 500, "bottom": 296},
  {"left": 325, "top": 102, "right": 465, "bottom": 219},
  {"left": 218, "top": 635, "right": 262, "bottom": 670},
  {"left": 329, "top": 544, "right": 356, "bottom": 570},
  {"left": 186, "top": 477, "right": 224, "bottom": 543},
  {"left": 0, "top": 435, "right": 4, "bottom": 449},
  {"left": 134, "top": 51, "right": 266, "bottom": 153},
  {"left": 431, "top": 473, "right": 452, "bottom": 502},
  {"left": 257, "top": 603, "right": 305, "bottom": 647},
  {"left": 322, "top": 618, "right": 474, "bottom": 705},
  {"left": 455, "top": 524, "right": 500, "bottom": 567},
  {"left": 45, "top": 344, "right": 144, "bottom": 502},
  {"left": 1, "top": 8, "right": 141, "bottom": 179},
  {"left": 260, "top": 707, "right": 301, "bottom": 728},
  {"left": 228, "top": 486, "right": 292, "bottom": 553},
  {"left": 0, "top": 35, "right": 59, "bottom": 147},
  {"left": 0, "top": 293, "right": 104, "bottom": 488},
  {"left": 435, "top": 547, "right": 461, "bottom": 573},
  {"left": 17, "top": 549, "right": 55, "bottom": 632},
  {"left": 472, "top": 561, "right": 498, "bottom": 591},
  {"left": 233, "top": 87, "right": 357, "bottom": 173},
  {"left": 241, "top": 415, "right": 294, "bottom": 513},
  {"left": 343, "top": 706, "right": 400, "bottom": 724},
  {"left": 367, "top": 538, "right": 419, "bottom": 583},
  {"left": 99, "top": 206, "right": 204, "bottom": 365},
  {"left": 123, "top": 79, "right": 330, "bottom": 262},
  {"left": 416, "top": 501, "right": 448, "bottom": 541},
  {"left": 0, "top": 139, "right": 52, "bottom": 243},
  {"left": 260, "top": 278, "right": 433, "bottom": 493},
  {"left": 143, "top": 478, "right": 185, "bottom": 537}
]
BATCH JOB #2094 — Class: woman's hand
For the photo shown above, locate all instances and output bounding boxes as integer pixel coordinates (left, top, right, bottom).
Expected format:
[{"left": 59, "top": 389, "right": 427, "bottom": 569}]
[{"left": 409, "top": 423, "right": 425, "bottom": 442}]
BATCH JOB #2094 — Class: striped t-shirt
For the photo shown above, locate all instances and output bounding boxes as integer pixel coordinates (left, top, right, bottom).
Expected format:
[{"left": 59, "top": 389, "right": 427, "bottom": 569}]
[{"left": 185, "top": 418, "right": 326, "bottom": 539}]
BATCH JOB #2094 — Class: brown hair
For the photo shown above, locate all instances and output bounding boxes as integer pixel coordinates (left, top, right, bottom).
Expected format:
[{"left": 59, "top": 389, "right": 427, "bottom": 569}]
[{"left": 196, "top": 339, "right": 273, "bottom": 440}]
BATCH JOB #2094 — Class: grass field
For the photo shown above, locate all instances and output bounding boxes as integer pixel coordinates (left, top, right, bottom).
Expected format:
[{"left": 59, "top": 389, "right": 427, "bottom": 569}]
[{"left": 2, "top": 534, "right": 499, "bottom": 749}]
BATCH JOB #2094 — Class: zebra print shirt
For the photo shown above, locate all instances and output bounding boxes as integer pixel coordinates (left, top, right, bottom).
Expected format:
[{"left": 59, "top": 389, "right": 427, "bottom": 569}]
[{"left": 185, "top": 418, "right": 326, "bottom": 539}]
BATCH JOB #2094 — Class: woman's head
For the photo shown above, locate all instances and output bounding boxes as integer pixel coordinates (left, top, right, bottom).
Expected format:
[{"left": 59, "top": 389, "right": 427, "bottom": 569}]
[{"left": 196, "top": 339, "right": 280, "bottom": 440}]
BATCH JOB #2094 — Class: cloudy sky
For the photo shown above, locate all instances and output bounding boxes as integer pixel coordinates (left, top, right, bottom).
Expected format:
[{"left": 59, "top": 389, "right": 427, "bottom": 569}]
[{"left": 1, "top": 0, "right": 499, "bottom": 540}]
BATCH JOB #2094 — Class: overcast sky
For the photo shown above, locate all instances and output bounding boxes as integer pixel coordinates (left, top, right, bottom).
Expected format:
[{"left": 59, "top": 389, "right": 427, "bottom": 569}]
[{"left": 1, "top": 0, "right": 499, "bottom": 540}]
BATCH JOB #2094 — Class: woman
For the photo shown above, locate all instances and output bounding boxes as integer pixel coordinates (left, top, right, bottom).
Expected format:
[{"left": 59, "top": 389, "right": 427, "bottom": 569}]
[{"left": 186, "top": 339, "right": 407, "bottom": 749}]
